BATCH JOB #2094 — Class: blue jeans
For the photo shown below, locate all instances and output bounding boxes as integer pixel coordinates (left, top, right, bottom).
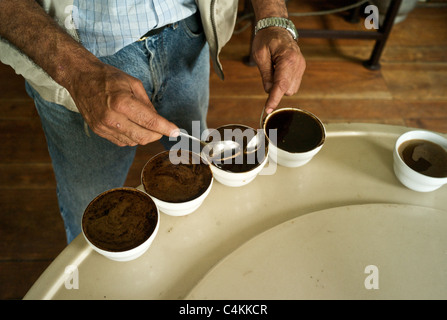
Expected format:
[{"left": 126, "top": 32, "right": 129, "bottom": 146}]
[{"left": 26, "top": 13, "right": 210, "bottom": 243}]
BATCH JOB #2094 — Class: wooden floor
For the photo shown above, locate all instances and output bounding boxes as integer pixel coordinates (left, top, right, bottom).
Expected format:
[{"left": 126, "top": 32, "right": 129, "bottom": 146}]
[{"left": 1, "top": 1, "right": 446, "bottom": 299}]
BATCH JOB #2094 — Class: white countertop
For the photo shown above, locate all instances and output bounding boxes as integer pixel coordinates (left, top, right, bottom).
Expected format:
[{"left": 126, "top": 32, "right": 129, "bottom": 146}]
[{"left": 24, "top": 123, "right": 447, "bottom": 300}]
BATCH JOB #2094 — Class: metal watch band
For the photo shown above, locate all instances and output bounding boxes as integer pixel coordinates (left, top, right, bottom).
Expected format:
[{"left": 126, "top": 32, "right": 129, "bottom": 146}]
[{"left": 254, "top": 17, "right": 298, "bottom": 40}]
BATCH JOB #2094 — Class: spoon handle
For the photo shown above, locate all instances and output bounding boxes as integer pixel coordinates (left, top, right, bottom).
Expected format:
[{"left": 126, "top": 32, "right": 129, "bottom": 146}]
[
  {"left": 259, "top": 107, "right": 266, "bottom": 129},
  {"left": 178, "top": 131, "right": 206, "bottom": 147}
]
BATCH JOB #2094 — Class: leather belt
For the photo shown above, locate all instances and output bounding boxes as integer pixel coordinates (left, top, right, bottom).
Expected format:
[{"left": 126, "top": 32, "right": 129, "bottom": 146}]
[{"left": 138, "top": 24, "right": 172, "bottom": 41}]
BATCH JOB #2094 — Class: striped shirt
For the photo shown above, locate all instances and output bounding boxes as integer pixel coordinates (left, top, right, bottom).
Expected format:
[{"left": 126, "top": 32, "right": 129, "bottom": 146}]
[{"left": 73, "top": 0, "right": 197, "bottom": 57}]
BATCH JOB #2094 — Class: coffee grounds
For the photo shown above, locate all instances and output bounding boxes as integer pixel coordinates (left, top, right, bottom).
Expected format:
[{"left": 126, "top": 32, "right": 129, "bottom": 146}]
[
  {"left": 142, "top": 151, "right": 212, "bottom": 203},
  {"left": 82, "top": 189, "right": 158, "bottom": 252}
]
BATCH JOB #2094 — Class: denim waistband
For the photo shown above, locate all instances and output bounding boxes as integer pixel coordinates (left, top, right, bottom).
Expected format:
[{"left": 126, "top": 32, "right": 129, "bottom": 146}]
[{"left": 138, "top": 11, "right": 200, "bottom": 41}]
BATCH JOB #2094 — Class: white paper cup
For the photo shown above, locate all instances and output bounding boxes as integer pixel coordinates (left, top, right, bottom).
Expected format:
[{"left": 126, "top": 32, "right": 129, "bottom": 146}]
[
  {"left": 393, "top": 130, "right": 447, "bottom": 192},
  {"left": 82, "top": 188, "right": 159, "bottom": 262},
  {"left": 141, "top": 150, "right": 213, "bottom": 216},
  {"left": 202, "top": 124, "right": 269, "bottom": 187},
  {"left": 209, "top": 154, "right": 269, "bottom": 187},
  {"left": 263, "top": 108, "right": 325, "bottom": 167}
]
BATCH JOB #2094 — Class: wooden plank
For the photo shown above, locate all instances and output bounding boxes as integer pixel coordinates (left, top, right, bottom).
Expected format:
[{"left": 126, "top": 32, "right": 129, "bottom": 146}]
[
  {"left": 405, "top": 118, "right": 447, "bottom": 134},
  {"left": 381, "top": 63, "right": 447, "bottom": 100},
  {"left": 0, "top": 99, "right": 38, "bottom": 119},
  {"left": 0, "top": 189, "right": 66, "bottom": 261},
  {"left": 386, "top": 7, "right": 447, "bottom": 47},
  {"left": 0, "top": 260, "right": 54, "bottom": 300},
  {"left": 207, "top": 97, "right": 407, "bottom": 130},
  {"left": 0, "top": 163, "right": 55, "bottom": 189},
  {"left": 0, "top": 64, "right": 29, "bottom": 100},
  {"left": 211, "top": 59, "right": 392, "bottom": 100},
  {"left": 0, "top": 119, "right": 51, "bottom": 163}
]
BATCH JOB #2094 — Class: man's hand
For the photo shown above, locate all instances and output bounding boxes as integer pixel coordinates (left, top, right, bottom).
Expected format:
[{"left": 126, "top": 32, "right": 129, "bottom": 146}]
[
  {"left": 252, "top": 27, "right": 306, "bottom": 114},
  {"left": 0, "top": 0, "right": 178, "bottom": 147},
  {"left": 70, "top": 63, "right": 179, "bottom": 147},
  {"left": 249, "top": 0, "right": 306, "bottom": 114}
]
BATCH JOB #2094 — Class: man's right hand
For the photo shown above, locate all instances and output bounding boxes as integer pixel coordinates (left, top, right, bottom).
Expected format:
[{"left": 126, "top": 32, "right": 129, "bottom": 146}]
[
  {"left": 0, "top": 0, "right": 178, "bottom": 147},
  {"left": 70, "top": 63, "right": 179, "bottom": 147}
]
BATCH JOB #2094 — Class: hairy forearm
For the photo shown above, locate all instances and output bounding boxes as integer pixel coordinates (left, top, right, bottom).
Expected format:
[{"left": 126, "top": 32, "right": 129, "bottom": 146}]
[
  {"left": 0, "top": 0, "right": 101, "bottom": 92},
  {"left": 0, "top": 0, "right": 178, "bottom": 145},
  {"left": 250, "top": 0, "right": 289, "bottom": 20}
]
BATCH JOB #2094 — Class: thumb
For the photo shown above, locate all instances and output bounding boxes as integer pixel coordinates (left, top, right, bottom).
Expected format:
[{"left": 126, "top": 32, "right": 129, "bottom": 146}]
[
  {"left": 129, "top": 96, "right": 179, "bottom": 138},
  {"left": 145, "top": 110, "right": 179, "bottom": 138},
  {"left": 129, "top": 81, "right": 179, "bottom": 137}
]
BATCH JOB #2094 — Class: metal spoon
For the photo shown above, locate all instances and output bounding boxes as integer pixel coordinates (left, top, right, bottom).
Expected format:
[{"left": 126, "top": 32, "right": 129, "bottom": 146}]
[
  {"left": 244, "top": 132, "right": 262, "bottom": 154},
  {"left": 178, "top": 131, "right": 241, "bottom": 161},
  {"left": 242, "top": 108, "right": 268, "bottom": 155}
]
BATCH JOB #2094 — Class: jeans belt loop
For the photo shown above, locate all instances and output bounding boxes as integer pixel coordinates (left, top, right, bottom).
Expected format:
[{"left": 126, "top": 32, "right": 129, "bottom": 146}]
[{"left": 138, "top": 24, "right": 172, "bottom": 41}]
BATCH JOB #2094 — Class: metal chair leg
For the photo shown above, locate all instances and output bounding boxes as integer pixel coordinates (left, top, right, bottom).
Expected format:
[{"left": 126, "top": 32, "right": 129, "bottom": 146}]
[
  {"left": 241, "top": 0, "right": 403, "bottom": 70},
  {"left": 363, "top": 0, "right": 403, "bottom": 70}
]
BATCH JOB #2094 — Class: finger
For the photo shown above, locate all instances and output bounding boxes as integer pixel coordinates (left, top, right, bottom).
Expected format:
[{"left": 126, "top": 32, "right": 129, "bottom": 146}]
[
  {"left": 83, "top": 113, "right": 137, "bottom": 147},
  {"left": 96, "top": 96, "right": 177, "bottom": 144},
  {"left": 97, "top": 110, "right": 165, "bottom": 146},
  {"left": 106, "top": 134, "right": 137, "bottom": 147},
  {"left": 116, "top": 117, "right": 164, "bottom": 145},
  {"left": 127, "top": 96, "right": 179, "bottom": 137},
  {"left": 122, "top": 79, "right": 179, "bottom": 138},
  {"left": 128, "top": 81, "right": 180, "bottom": 138},
  {"left": 94, "top": 125, "right": 138, "bottom": 147},
  {"left": 264, "top": 56, "right": 305, "bottom": 113},
  {"left": 88, "top": 111, "right": 155, "bottom": 147},
  {"left": 263, "top": 62, "right": 292, "bottom": 113},
  {"left": 265, "top": 83, "right": 286, "bottom": 114}
]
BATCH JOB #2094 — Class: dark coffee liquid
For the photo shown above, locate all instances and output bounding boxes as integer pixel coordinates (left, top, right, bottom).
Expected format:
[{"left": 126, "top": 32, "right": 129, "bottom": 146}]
[
  {"left": 207, "top": 125, "right": 268, "bottom": 173},
  {"left": 398, "top": 139, "right": 447, "bottom": 178},
  {"left": 265, "top": 110, "right": 324, "bottom": 153}
]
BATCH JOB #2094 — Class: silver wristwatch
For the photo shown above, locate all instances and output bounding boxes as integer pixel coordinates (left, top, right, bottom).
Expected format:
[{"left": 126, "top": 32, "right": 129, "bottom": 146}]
[{"left": 254, "top": 17, "right": 298, "bottom": 40}]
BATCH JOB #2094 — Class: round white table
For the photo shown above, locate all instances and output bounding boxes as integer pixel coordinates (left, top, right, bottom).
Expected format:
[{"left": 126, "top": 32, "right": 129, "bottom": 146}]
[{"left": 24, "top": 123, "right": 447, "bottom": 300}]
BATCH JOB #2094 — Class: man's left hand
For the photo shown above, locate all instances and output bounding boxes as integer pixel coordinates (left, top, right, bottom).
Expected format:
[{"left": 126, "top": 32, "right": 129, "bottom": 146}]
[{"left": 251, "top": 27, "right": 306, "bottom": 114}]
